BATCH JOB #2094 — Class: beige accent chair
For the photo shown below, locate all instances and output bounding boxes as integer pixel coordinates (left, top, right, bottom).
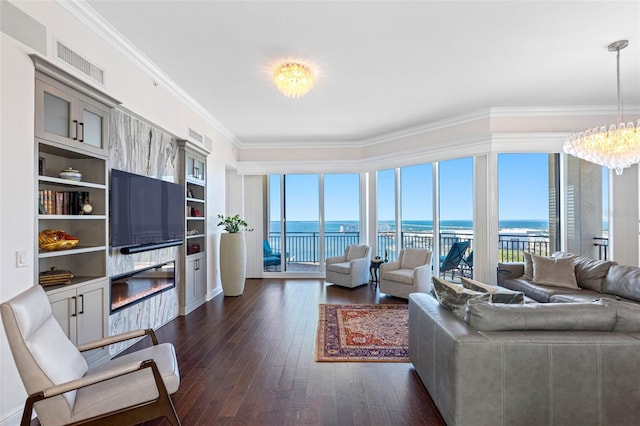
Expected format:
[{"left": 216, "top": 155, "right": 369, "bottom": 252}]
[
  {"left": 1, "top": 285, "right": 181, "bottom": 426},
  {"left": 380, "top": 248, "right": 432, "bottom": 299},
  {"left": 325, "top": 244, "right": 371, "bottom": 288}
]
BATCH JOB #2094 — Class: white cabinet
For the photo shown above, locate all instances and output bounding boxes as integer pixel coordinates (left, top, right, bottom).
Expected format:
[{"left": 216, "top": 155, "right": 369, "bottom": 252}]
[
  {"left": 178, "top": 140, "right": 210, "bottom": 315},
  {"left": 184, "top": 252, "right": 206, "bottom": 313},
  {"left": 32, "top": 55, "right": 119, "bottom": 366},
  {"left": 35, "top": 73, "right": 113, "bottom": 157},
  {"left": 47, "top": 279, "right": 110, "bottom": 365}
]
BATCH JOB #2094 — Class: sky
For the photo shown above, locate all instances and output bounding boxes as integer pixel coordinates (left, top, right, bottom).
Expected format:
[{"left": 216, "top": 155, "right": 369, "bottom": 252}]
[{"left": 269, "top": 153, "right": 582, "bottom": 223}]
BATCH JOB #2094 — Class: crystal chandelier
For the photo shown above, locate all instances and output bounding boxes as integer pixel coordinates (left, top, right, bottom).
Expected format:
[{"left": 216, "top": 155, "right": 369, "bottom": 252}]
[
  {"left": 563, "top": 40, "right": 640, "bottom": 175},
  {"left": 272, "top": 62, "right": 315, "bottom": 98}
]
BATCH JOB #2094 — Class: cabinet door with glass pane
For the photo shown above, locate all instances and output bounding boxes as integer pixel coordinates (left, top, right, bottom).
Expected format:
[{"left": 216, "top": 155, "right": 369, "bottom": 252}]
[{"left": 35, "top": 76, "right": 109, "bottom": 156}]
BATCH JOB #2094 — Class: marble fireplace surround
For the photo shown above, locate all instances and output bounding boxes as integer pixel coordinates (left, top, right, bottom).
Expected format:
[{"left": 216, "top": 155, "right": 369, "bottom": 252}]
[
  {"left": 110, "top": 260, "right": 176, "bottom": 313},
  {"left": 108, "top": 109, "right": 180, "bottom": 356}
]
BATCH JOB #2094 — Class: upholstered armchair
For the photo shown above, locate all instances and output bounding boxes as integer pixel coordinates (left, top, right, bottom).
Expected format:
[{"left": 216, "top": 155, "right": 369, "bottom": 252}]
[
  {"left": 1, "top": 285, "right": 181, "bottom": 426},
  {"left": 380, "top": 248, "right": 432, "bottom": 299},
  {"left": 325, "top": 244, "right": 371, "bottom": 288}
]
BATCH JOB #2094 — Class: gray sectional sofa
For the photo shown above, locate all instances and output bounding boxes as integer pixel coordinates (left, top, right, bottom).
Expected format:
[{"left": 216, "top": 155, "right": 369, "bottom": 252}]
[{"left": 408, "top": 254, "right": 640, "bottom": 426}]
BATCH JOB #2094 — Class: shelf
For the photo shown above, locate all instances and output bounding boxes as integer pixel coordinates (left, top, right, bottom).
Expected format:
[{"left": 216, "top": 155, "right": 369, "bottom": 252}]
[
  {"left": 39, "top": 176, "right": 106, "bottom": 189},
  {"left": 186, "top": 234, "right": 204, "bottom": 240},
  {"left": 186, "top": 197, "right": 205, "bottom": 203},
  {"left": 187, "top": 217, "right": 205, "bottom": 221},
  {"left": 42, "top": 275, "right": 107, "bottom": 293},
  {"left": 38, "top": 245, "right": 107, "bottom": 258},
  {"left": 186, "top": 176, "right": 205, "bottom": 186},
  {"left": 40, "top": 214, "right": 106, "bottom": 220}
]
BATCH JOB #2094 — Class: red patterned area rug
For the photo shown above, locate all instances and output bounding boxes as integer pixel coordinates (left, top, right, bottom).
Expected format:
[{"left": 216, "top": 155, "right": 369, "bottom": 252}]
[{"left": 315, "top": 304, "right": 409, "bottom": 362}]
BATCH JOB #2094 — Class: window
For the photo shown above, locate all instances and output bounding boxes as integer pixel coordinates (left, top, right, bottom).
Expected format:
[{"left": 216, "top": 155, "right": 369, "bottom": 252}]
[
  {"left": 438, "top": 158, "right": 473, "bottom": 278},
  {"left": 266, "top": 173, "right": 361, "bottom": 274},
  {"left": 498, "top": 153, "right": 553, "bottom": 261},
  {"left": 324, "top": 174, "right": 361, "bottom": 259},
  {"left": 400, "top": 164, "right": 433, "bottom": 251}
]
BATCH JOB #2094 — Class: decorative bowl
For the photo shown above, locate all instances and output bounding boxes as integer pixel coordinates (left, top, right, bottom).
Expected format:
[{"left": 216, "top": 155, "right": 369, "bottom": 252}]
[
  {"left": 38, "top": 230, "right": 79, "bottom": 251},
  {"left": 58, "top": 167, "right": 83, "bottom": 181}
]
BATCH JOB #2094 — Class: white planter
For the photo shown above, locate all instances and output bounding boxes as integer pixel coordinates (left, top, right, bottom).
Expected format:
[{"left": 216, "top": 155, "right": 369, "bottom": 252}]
[{"left": 219, "top": 232, "right": 246, "bottom": 296}]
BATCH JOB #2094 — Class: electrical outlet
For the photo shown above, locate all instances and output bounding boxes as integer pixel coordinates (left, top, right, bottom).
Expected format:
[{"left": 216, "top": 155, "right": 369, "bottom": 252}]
[{"left": 16, "top": 250, "right": 28, "bottom": 268}]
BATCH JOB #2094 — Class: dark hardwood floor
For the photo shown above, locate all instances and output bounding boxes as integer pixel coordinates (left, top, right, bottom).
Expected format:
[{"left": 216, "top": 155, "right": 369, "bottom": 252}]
[{"left": 136, "top": 279, "right": 444, "bottom": 425}]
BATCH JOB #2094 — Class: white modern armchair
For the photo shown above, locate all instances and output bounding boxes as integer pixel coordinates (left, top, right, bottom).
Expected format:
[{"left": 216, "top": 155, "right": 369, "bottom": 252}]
[
  {"left": 325, "top": 244, "right": 371, "bottom": 288},
  {"left": 1, "top": 285, "right": 181, "bottom": 426},
  {"left": 380, "top": 248, "right": 432, "bottom": 299}
]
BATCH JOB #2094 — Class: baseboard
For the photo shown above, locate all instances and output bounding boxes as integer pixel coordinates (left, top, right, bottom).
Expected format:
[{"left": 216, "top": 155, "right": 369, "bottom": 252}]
[
  {"left": 207, "top": 287, "right": 223, "bottom": 301},
  {"left": 1, "top": 405, "right": 25, "bottom": 426}
]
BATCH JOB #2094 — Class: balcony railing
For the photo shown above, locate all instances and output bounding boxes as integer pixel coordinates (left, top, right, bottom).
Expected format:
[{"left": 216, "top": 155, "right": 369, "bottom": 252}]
[{"left": 266, "top": 232, "right": 608, "bottom": 267}]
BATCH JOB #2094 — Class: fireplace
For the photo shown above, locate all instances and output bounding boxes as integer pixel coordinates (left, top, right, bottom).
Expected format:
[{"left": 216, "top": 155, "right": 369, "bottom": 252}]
[{"left": 110, "top": 261, "right": 175, "bottom": 313}]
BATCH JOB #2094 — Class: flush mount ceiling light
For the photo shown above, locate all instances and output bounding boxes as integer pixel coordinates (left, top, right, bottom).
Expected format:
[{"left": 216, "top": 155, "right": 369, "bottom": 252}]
[
  {"left": 272, "top": 62, "right": 315, "bottom": 98},
  {"left": 563, "top": 40, "right": 640, "bottom": 175}
]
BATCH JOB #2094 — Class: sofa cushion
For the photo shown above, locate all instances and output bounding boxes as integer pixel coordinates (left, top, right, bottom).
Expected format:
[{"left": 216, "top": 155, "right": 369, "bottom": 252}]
[
  {"left": 548, "top": 291, "right": 605, "bottom": 303},
  {"left": 326, "top": 261, "right": 350, "bottom": 274},
  {"left": 346, "top": 245, "right": 368, "bottom": 261},
  {"left": 603, "top": 264, "right": 640, "bottom": 303},
  {"left": 597, "top": 298, "right": 640, "bottom": 332},
  {"left": 501, "top": 278, "right": 585, "bottom": 303},
  {"left": 573, "top": 257, "right": 616, "bottom": 292},
  {"left": 432, "top": 277, "right": 490, "bottom": 320},
  {"left": 465, "top": 300, "right": 617, "bottom": 331},
  {"left": 400, "top": 248, "right": 430, "bottom": 270},
  {"left": 383, "top": 269, "right": 414, "bottom": 285},
  {"left": 531, "top": 253, "right": 579, "bottom": 288},
  {"left": 460, "top": 277, "right": 524, "bottom": 304}
]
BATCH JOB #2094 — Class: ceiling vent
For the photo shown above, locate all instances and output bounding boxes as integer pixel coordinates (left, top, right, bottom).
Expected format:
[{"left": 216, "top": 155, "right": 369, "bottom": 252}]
[
  {"left": 204, "top": 135, "right": 213, "bottom": 151},
  {"left": 56, "top": 40, "right": 104, "bottom": 85},
  {"left": 188, "top": 128, "right": 204, "bottom": 144}
]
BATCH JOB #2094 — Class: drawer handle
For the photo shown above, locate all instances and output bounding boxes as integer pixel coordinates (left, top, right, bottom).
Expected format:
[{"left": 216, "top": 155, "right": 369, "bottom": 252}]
[{"left": 71, "top": 296, "right": 77, "bottom": 317}]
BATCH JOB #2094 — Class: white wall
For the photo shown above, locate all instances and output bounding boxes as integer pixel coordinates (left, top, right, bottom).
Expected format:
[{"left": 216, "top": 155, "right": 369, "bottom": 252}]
[{"left": 0, "top": 2, "right": 236, "bottom": 423}]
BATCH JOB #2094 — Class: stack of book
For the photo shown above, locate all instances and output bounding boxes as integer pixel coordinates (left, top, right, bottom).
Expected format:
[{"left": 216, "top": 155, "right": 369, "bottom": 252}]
[{"left": 39, "top": 190, "right": 89, "bottom": 215}]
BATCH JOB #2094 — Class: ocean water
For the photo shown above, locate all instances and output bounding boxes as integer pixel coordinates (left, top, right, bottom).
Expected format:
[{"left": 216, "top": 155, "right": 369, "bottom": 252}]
[{"left": 270, "top": 219, "right": 551, "bottom": 234}]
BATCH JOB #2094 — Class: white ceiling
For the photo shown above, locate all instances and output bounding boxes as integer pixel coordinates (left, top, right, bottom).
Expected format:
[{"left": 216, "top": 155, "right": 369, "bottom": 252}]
[{"left": 84, "top": 0, "right": 640, "bottom": 147}]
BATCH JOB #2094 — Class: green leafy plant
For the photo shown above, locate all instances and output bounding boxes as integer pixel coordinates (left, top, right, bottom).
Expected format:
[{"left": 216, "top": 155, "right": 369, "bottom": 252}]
[{"left": 217, "top": 214, "right": 253, "bottom": 233}]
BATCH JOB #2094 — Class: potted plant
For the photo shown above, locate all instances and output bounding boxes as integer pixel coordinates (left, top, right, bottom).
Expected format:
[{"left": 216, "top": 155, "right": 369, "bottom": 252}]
[{"left": 217, "top": 214, "right": 252, "bottom": 296}]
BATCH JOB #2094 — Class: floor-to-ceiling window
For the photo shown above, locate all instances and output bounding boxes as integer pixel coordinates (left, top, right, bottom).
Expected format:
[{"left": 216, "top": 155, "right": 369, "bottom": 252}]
[
  {"left": 266, "top": 173, "right": 361, "bottom": 274},
  {"left": 438, "top": 157, "right": 473, "bottom": 279},
  {"left": 377, "top": 169, "right": 397, "bottom": 261},
  {"left": 498, "top": 153, "right": 553, "bottom": 262},
  {"left": 285, "top": 174, "right": 320, "bottom": 272},
  {"left": 324, "top": 174, "right": 361, "bottom": 259},
  {"left": 400, "top": 164, "right": 434, "bottom": 252}
]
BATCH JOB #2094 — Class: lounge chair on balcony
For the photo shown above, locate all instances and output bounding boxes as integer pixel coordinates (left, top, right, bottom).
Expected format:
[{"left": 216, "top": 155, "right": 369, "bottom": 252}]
[
  {"left": 439, "top": 240, "right": 470, "bottom": 279},
  {"left": 263, "top": 240, "right": 282, "bottom": 269},
  {"left": 460, "top": 250, "right": 473, "bottom": 277},
  {"left": 325, "top": 245, "right": 371, "bottom": 288}
]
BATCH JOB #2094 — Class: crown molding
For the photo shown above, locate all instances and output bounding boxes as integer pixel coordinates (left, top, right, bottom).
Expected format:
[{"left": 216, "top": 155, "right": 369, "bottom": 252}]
[
  {"left": 57, "top": 0, "right": 239, "bottom": 144},
  {"left": 490, "top": 105, "right": 640, "bottom": 117}
]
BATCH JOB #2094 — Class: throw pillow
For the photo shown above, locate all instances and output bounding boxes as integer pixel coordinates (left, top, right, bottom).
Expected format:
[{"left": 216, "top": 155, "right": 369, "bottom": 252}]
[
  {"left": 432, "top": 276, "right": 490, "bottom": 320},
  {"left": 460, "top": 277, "right": 525, "bottom": 304},
  {"left": 465, "top": 300, "right": 617, "bottom": 331},
  {"left": 521, "top": 252, "right": 533, "bottom": 280},
  {"left": 531, "top": 253, "right": 579, "bottom": 288}
]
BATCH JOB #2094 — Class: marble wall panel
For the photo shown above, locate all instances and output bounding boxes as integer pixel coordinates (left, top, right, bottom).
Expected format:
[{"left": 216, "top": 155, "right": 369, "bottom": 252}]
[{"left": 107, "top": 108, "right": 181, "bottom": 353}]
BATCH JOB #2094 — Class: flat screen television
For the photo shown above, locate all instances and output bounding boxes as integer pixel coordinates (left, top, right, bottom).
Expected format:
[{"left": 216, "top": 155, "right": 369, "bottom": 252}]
[{"left": 110, "top": 169, "right": 184, "bottom": 250}]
